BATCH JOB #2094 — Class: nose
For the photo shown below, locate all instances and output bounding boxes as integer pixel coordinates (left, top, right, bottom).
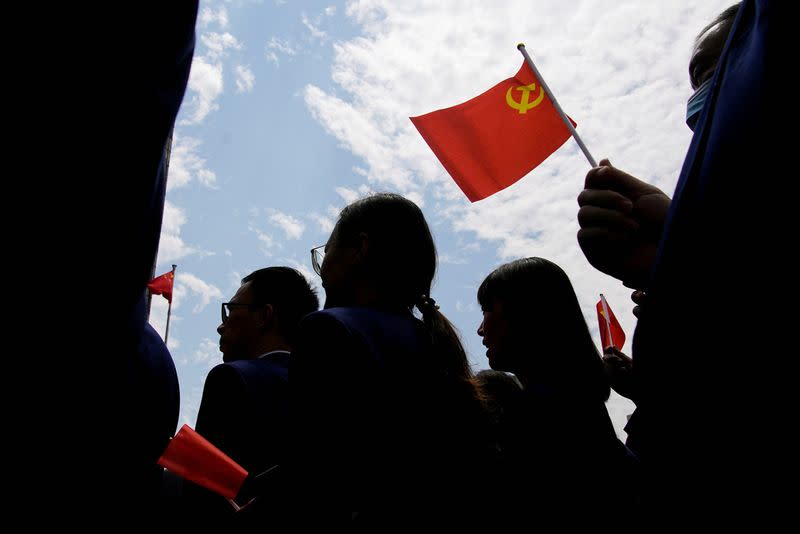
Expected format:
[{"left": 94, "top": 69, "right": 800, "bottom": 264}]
[
  {"left": 477, "top": 319, "right": 485, "bottom": 337},
  {"left": 217, "top": 322, "right": 225, "bottom": 336}
]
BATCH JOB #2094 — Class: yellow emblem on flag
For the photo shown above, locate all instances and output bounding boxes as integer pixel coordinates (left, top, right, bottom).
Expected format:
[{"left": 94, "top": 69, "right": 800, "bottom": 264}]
[{"left": 506, "top": 83, "right": 544, "bottom": 114}]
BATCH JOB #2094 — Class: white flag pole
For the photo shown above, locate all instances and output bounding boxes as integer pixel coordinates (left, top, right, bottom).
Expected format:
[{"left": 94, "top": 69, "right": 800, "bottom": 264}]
[
  {"left": 517, "top": 43, "right": 597, "bottom": 167},
  {"left": 600, "top": 293, "right": 616, "bottom": 350},
  {"left": 164, "top": 264, "right": 177, "bottom": 345}
]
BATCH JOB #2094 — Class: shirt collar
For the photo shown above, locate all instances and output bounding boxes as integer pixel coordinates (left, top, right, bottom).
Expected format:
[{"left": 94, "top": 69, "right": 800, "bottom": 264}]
[{"left": 258, "top": 349, "right": 290, "bottom": 360}]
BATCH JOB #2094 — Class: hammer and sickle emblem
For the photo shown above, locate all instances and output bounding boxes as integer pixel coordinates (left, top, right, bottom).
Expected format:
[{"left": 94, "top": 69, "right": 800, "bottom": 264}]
[{"left": 506, "top": 83, "right": 545, "bottom": 114}]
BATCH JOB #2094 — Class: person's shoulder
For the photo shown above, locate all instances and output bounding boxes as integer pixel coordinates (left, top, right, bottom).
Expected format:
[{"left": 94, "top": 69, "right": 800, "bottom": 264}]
[
  {"left": 222, "top": 357, "right": 287, "bottom": 378},
  {"left": 206, "top": 361, "right": 248, "bottom": 385},
  {"left": 299, "top": 307, "right": 361, "bottom": 331},
  {"left": 308, "top": 306, "right": 418, "bottom": 328}
]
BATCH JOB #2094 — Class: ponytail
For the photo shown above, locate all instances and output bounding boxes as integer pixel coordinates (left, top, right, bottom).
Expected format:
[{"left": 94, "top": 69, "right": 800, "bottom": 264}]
[{"left": 416, "top": 294, "right": 474, "bottom": 384}]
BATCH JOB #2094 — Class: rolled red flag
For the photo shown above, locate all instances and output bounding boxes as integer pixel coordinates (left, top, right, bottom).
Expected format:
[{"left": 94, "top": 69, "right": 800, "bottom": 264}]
[
  {"left": 157, "top": 424, "right": 248, "bottom": 500},
  {"left": 596, "top": 294, "right": 626, "bottom": 351}
]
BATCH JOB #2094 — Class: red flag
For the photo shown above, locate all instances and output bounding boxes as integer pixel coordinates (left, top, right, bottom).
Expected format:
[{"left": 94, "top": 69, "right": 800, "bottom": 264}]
[
  {"left": 410, "top": 61, "right": 574, "bottom": 202},
  {"left": 596, "top": 295, "right": 626, "bottom": 351},
  {"left": 147, "top": 270, "right": 174, "bottom": 303},
  {"left": 157, "top": 424, "right": 248, "bottom": 500}
]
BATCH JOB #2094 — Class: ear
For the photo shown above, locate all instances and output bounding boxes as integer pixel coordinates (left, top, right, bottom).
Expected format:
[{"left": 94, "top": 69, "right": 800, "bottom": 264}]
[{"left": 255, "top": 303, "right": 274, "bottom": 330}]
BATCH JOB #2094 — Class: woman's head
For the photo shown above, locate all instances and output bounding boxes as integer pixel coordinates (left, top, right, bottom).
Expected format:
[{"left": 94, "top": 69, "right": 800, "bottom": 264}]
[
  {"left": 477, "top": 257, "right": 608, "bottom": 399},
  {"left": 322, "top": 193, "right": 436, "bottom": 310}
]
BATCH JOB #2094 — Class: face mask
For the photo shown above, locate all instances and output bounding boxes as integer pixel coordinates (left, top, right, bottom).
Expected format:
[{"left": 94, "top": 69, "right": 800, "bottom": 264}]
[{"left": 686, "top": 79, "right": 712, "bottom": 131}]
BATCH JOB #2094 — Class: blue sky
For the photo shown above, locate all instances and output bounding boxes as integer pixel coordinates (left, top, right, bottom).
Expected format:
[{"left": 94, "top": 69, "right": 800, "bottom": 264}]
[{"left": 148, "top": 0, "right": 733, "bottom": 437}]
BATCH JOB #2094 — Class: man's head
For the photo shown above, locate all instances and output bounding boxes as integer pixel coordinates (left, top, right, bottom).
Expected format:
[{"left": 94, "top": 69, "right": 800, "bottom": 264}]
[{"left": 217, "top": 267, "right": 319, "bottom": 362}]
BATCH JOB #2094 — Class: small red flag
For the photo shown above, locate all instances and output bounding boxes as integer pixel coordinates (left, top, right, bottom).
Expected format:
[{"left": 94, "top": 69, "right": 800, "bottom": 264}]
[
  {"left": 410, "top": 60, "right": 574, "bottom": 202},
  {"left": 157, "top": 424, "right": 248, "bottom": 500},
  {"left": 147, "top": 270, "right": 174, "bottom": 303},
  {"left": 596, "top": 295, "right": 626, "bottom": 351}
]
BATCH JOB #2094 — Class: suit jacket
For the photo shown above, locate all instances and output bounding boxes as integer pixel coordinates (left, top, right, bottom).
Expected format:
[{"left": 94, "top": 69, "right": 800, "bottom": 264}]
[
  {"left": 196, "top": 353, "right": 290, "bottom": 475},
  {"left": 185, "top": 353, "right": 290, "bottom": 519}
]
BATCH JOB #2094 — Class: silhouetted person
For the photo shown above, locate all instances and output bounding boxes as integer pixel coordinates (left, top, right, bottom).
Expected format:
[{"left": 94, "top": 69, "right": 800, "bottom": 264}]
[
  {"left": 33, "top": 3, "right": 199, "bottom": 522},
  {"left": 477, "top": 257, "right": 638, "bottom": 524},
  {"left": 186, "top": 267, "right": 318, "bottom": 521},
  {"left": 291, "top": 193, "right": 494, "bottom": 526},
  {"left": 576, "top": 0, "right": 788, "bottom": 522}
]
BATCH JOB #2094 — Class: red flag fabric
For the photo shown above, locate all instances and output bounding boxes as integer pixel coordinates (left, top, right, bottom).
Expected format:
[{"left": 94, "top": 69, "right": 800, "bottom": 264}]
[
  {"left": 410, "top": 60, "right": 574, "bottom": 202},
  {"left": 157, "top": 424, "right": 248, "bottom": 500},
  {"left": 147, "top": 270, "right": 174, "bottom": 303},
  {"left": 596, "top": 296, "right": 626, "bottom": 351}
]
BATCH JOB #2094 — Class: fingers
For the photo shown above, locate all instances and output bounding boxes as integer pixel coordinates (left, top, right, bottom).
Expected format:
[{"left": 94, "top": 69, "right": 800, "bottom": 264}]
[
  {"left": 602, "top": 350, "right": 632, "bottom": 366},
  {"left": 585, "top": 163, "right": 640, "bottom": 192},
  {"left": 577, "top": 188, "right": 633, "bottom": 212},
  {"left": 631, "top": 290, "right": 647, "bottom": 318},
  {"left": 602, "top": 354, "right": 625, "bottom": 367},
  {"left": 578, "top": 204, "right": 639, "bottom": 233},
  {"left": 584, "top": 162, "right": 665, "bottom": 201}
]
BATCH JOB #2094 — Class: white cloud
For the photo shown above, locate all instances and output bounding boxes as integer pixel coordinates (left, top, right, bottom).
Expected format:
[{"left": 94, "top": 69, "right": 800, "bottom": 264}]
[
  {"left": 265, "top": 37, "right": 297, "bottom": 67},
  {"left": 455, "top": 300, "right": 477, "bottom": 313},
  {"left": 335, "top": 186, "right": 361, "bottom": 204},
  {"left": 250, "top": 224, "right": 277, "bottom": 256},
  {"left": 178, "top": 272, "right": 225, "bottom": 313},
  {"left": 326, "top": 205, "right": 341, "bottom": 219},
  {"left": 269, "top": 210, "right": 305, "bottom": 240},
  {"left": 440, "top": 253, "right": 468, "bottom": 265},
  {"left": 182, "top": 32, "right": 244, "bottom": 122},
  {"left": 304, "top": 85, "right": 417, "bottom": 192},
  {"left": 325, "top": 6, "right": 336, "bottom": 17},
  {"left": 157, "top": 201, "right": 195, "bottom": 263},
  {"left": 235, "top": 64, "right": 256, "bottom": 92},
  {"left": 199, "top": 5, "right": 229, "bottom": 28},
  {"left": 310, "top": 212, "right": 335, "bottom": 234},
  {"left": 267, "top": 36, "right": 297, "bottom": 56},
  {"left": 183, "top": 56, "right": 224, "bottom": 124},
  {"left": 168, "top": 134, "right": 217, "bottom": 190},
  {"left": 302, "top": 13, "right": 327, "bottom": 41},
  {"left": 200, "top": 32, "right": 242, "bottom": 61},
  {"left": 186, "top": 337, "right": 222, "bottom": 370}
]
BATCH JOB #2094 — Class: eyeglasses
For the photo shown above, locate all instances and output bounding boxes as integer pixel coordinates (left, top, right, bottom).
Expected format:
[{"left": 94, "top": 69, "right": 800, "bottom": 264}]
[
  {"left": 311, "top": 245, "right": 326, "bottom": 276},
  {"left": 221, "top": 302, "right": 256, "bottom": 323}
]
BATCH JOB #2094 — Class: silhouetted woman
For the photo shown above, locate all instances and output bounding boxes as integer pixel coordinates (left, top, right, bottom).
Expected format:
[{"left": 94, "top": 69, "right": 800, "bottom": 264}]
[
  {"left": 477, "top": 257, "right": 638, "bottom": 521},
  {"left": 292, "top": 193, "right": 492, "bottom": 524}
]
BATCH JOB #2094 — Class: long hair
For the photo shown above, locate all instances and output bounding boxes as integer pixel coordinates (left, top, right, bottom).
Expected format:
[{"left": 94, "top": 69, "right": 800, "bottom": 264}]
[
  {"left": 333, "top": 193, "right": 474, "bottom": 383},
  {"left": 477, "top": 257, "right": 609, "bottom": 402}
]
